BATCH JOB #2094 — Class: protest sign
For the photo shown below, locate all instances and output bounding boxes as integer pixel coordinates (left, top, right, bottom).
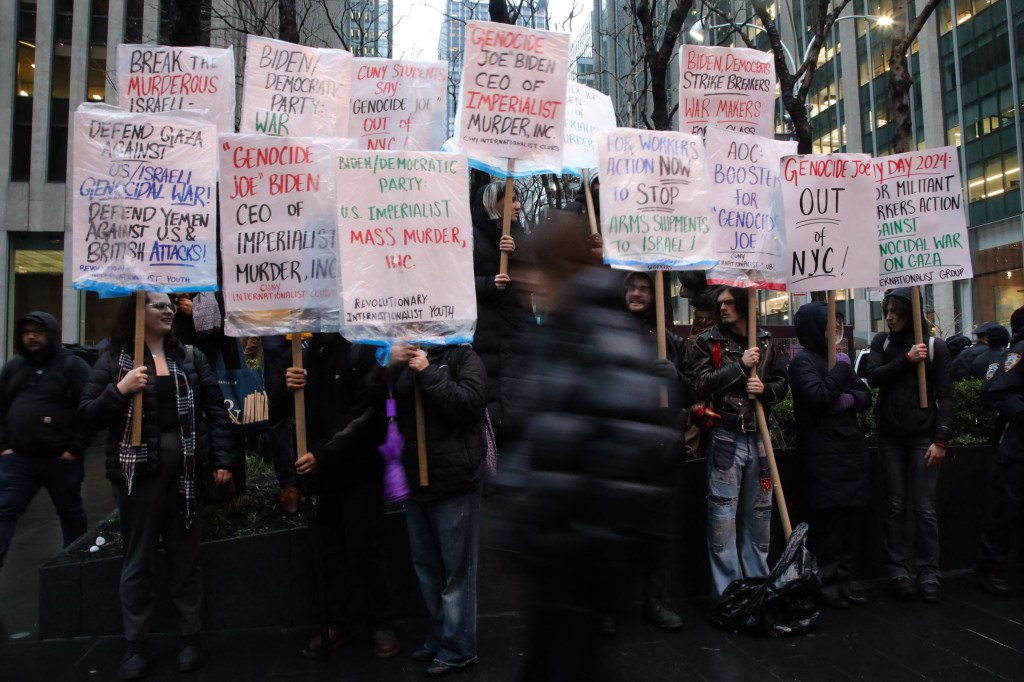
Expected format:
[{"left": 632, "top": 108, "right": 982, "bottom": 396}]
[
  {"left": 240, "top": 35, "right": 352, "bottom": 138},
  {"left": 597, "top": 128, "right": 715, "bottom": 270},
  {"left": 349, "top": 58, "right": 447, "bottom": 151},
  {"left": 874, "top": 147, "right": 972, "bottom": 288},
  {"left": 336, "top": 151, "right": 475, "bottom": 345},
  {"left": 562, "top": 81, "right": 616, "bottom": 175},
  {"left": 679, "top": 46, "right": 775, "bottom": 139},
  {"left": 705, "top": 128, "right": 795, "bottom": 289},
  {"left": 218, "top": 134, "right": 343, "bottom": 336},
  {"left": 117, "top": 44, "right": 235, "bottom": 133},
  {"left": 458, "top": 21, "right": 569, "bottom": 171},
  {"left": 781, "top": 153, "right": 878, "bottom": 290},
  {"left": 72, "top": 104, "right": 218, "bottom": 296}
]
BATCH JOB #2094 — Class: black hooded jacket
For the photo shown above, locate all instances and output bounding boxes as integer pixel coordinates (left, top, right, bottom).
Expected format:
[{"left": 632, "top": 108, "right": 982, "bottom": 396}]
[
  {"left": 860, "top": 288, "right": 955, "bottom": 442},
  {"left": 0, "top": 312, "right": 92, "bottom": 458},
  {"left": 789, "top": 302, "right": 871, "bottom": 509}
]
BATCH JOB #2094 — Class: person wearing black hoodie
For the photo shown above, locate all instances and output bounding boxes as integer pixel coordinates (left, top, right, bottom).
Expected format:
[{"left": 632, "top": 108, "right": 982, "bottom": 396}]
[
  {"left": 789, "top": 302, "right": 872, "bottom": 609},
  {"left": 0, "top": 311, "right": 91, "bottom": 570},
  {"left": 860, "top": 288, "right": 954, "bottom": 603},
  {"left": 976, "top": 305, "right": 1024, "bottom": 596}
]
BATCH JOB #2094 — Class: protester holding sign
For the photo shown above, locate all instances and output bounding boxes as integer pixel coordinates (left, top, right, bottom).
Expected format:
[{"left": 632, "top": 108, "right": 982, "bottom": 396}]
[
  {"left": 789, "top": 302, "right": 872, "bottom": 610},
  {"left": 373, "top": 342, "right": 487, "bottom": 677},
  {"left": 859, "top": 288, "right": 954, "bottom": 603},
  {"left": 79, "top": 292, "right": 236, "bottom": 679},
  {"left": 473, "top": 180, "right": 532, "bottom": 435},
  {"left": 686, "top": 286, "right": 789, "bottom": 600}
]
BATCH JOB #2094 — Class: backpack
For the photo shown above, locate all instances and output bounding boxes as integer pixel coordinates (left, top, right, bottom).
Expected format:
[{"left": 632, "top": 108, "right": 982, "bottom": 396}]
[{"left": 62, "top": 343, "right": 99, "bottom": 367}]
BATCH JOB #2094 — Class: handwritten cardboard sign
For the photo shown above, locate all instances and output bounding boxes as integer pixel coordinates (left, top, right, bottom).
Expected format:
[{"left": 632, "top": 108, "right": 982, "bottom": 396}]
[
  {"left": 597, "top": 128, "right": 715, "bottom": 270},
  {"left": 458, "top": 21, "right": 569, "bottom": 169},
  {"left": 72, "top": 104, "right": 218, "bottom": 296},
  {"left": 874, "top": 147, "right": 972, "bottom": 288},
  {"left": 349, "top": 58, "right": 447, "bottom": 151},
  {"left": 705, "top": 128, "right": 795, "bottom": 289},
  {"left": 218, "top": 134, "right": 343, "bottom": 336},
  {"left": 679, "top": 45, "right": 775, "bottom": 139},
  {"left": 117, "top": 44, "right": 235, "bottom": 134},
  {"left": 240, "top": 35, "right": 352, "bottom": 138},
  {"left": 562, "top": 81, "right": 616, "bottom": 175},
  {"left": 782, "top": 153, "right": 878, "bottom": 290},
  {"left": 336, "top": 151, "right": 475, "bottom": 345}
]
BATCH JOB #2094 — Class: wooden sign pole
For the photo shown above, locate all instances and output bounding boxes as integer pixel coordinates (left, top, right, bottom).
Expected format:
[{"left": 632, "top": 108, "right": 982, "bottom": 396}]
[
  {"left": 130, "top": 292, "right": 146, "bottom": 446},
  {"left": 498, "top": 159, "right": 516, "bottom": 275}
]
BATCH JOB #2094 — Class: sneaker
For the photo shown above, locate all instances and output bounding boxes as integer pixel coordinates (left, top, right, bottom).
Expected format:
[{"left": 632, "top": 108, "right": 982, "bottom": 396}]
[
  {"left": 119, "top": 640, "right": 149, "bottom": 680},
  {"left": 177, "top": 635, "right": 205, "bottom": 672}
]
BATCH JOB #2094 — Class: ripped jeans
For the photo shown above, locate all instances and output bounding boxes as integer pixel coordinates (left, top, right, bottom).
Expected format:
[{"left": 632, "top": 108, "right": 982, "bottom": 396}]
[{"left": 706, "top": 428, "right": 772, "bottom": 600}]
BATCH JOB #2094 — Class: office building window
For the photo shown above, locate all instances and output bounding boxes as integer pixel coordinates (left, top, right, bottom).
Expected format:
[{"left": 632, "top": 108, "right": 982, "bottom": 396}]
[{"left": 12, "top": 1, "right": 35, "bottom": 181}]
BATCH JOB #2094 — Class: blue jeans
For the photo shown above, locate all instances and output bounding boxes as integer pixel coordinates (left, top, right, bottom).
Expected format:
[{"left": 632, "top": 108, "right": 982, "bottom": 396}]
[
  {"left": 0, "top": 452, "right": 87, "bottom": 568},
  {"left": 706, "top": 429, "right": 772, "bottom": 599},
  {"left": 878, "top": 434, "right": 941, "bottom": 583},
  {"left": 405, "top": 487, "right": 481, "bottom": 668}
]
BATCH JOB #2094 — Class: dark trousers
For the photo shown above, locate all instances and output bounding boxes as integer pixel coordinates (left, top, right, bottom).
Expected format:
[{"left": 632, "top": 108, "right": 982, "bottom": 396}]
[
  {"left": 978, "top": 432, "right": 1024, "bottom": 573},
  {"left": 878, "top": 434, "right": 941, "bottom": 582},
  {"left": 113, "top": 433, "right": 203, "bottom": 642},
  {"left": 808, "top": 506, "right": 864, "bottom": 587},
  {"left": 0, "top": 452, "right": 87, "bottom": 567},
  {"left": 316, "top": 480, "right": 393, "bottom": 631}
]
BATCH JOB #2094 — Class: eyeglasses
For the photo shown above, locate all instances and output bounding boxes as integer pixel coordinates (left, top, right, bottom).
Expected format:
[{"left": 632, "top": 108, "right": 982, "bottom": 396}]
[{"left": 147, "top": 302, "right": 177, "bottom": 313}]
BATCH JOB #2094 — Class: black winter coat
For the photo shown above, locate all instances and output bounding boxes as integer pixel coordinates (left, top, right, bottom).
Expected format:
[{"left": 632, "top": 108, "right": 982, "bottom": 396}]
[
  {"left": 383, "top": 345, "right": 487, "bottom": 503},
  {"left": 860, "top": 329, "right": 954, "bottom": 443},
  {"left": 0, "top": 312, "right": 92, "bottom": 458},
  {"left": 789, "top": 302, "right": 871, "bottom": 509},
  {"left": 493, "top": 267, "right": 681, "bottom": 564},
  {"left": 472, "top": 219, "right": 533, "bottom": 429},
  {"left": 79, "top": 341, "right": 236, "bottom": 485}
]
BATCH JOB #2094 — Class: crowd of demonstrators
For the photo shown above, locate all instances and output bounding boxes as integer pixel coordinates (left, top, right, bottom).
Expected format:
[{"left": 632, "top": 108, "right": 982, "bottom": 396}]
[
  {"left": 859, "top": 288, "right": 955, "bottom": 603},
  {"left": 789, "top": 303, "right": 872, "bottom": 609},
  {"left": 79, "top": 292, "right": 237, "bottom": 679},
  {"left": 687, "top": 286, "right": 789, "bottom": 600},
  {"left": 0, "top": 312, "right": 91, "bottom": 570}
]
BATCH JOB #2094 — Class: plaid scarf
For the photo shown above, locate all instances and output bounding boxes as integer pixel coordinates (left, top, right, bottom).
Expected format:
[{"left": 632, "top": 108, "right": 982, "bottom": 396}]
[
  {"left": 191, "top": 292, "right": 222, "bottom": 334},
  {"left": 116, "top": 349, "right": 199, "bottom": 527}
]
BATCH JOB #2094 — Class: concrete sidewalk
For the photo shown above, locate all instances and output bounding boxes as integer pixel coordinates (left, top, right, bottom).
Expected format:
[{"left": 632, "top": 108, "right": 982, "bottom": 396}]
[{"left": 2, "top": 570, "right": 1022, "bottom": 681}]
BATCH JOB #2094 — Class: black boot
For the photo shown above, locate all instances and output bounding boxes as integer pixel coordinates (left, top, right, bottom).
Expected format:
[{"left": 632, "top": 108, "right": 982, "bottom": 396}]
[
  {"left": 177, "top": 634, "right": 206, "bottom": 673},
  {"left": 643, "top": 600, "right": 684, "bottom": 631},
  {"left": 119, "top": 640, "right": 149, "bottom": 680}
]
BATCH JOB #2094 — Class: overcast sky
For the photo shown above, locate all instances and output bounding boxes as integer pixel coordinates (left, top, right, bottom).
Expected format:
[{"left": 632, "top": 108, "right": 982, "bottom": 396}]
[{"left": 391, "top": 0, "right": 591, "bottom": 61}]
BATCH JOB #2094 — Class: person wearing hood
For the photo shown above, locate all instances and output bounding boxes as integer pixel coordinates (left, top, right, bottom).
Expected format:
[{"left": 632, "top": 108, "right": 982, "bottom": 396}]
[
  {"left": 953, "top": 322, "right": 998, "bottom": 380},
  {"left": 0, "top": 312, "right": 92, "bottom": 571},
  {"left": 859, "top": 287, "right": 954, "bottom": 603},
  {"left": 564, "top": 174, "right": 600, "bottom": 222},
  {"left": 789, "top": 303, "right": 872, "bottom": 609},
  {"left": 977, "top": 305, "right": 1024, "bottom": 596}
]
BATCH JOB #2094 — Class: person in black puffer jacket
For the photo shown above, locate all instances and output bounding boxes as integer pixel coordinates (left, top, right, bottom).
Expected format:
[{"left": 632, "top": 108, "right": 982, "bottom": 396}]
[
  {"left": 472, "top": 180, "right": 533, "bottom": 443},
  {"left": 0, "top": 311, "right": 91, "bottom": 570},
  {"left": 79, "top": 292, "right": 237, "bottom": 679},
  {"left": 373, "top": 341, "right": 487, "bottom": 676},
  {"left": 790, "top": 302, "right": 872, "bottom": 609},
  {"left": 491, "top": 213, "right": 681, "bottom": 681},
  {"left": 859, "top": 287, "right": 954, "bottom": 603}
]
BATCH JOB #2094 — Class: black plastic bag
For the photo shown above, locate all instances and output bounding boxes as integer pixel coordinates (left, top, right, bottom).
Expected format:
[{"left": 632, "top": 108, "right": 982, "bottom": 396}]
[{"left": 708, "top": 522, "right": 821, "bottom": 637}]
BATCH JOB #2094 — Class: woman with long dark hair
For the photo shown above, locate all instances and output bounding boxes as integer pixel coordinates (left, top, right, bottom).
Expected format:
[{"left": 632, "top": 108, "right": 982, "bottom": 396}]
[{"left": 80, "top": 292, "right": 236, "bottom": 680}]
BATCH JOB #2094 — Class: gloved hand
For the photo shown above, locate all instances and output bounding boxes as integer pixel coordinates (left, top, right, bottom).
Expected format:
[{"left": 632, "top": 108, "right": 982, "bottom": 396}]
[
  {"left": 830, "top": 392, "right": 855, "bottom": 413},
  {"left": 651, "top": 359, "right": 679, "bottom": 382},
  {"left": 691, "top": 404, "right": 721, "bottom": 430},
  {"left": 835, "top": 352, "right": 851, "bottom": 365}
]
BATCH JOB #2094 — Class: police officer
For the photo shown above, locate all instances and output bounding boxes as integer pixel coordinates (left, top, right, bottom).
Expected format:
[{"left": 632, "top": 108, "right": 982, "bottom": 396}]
[
  {"left": 953, "top": 322, "right": 995, "bottom": 380},
  {"left": 976, "top": 305, "right": 1024, "bottom": 596}
]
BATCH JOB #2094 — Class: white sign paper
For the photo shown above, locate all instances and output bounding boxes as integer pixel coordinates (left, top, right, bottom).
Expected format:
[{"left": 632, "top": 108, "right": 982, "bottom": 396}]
[
  {"left": 679, "top": 45, "right": 776, "bottom": 139},
  {"left": 562, "top": 81, "right": 616, "bottom": 175},
  {"left": 349, "top": 58, "right": 447, "bottom": 151}
]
